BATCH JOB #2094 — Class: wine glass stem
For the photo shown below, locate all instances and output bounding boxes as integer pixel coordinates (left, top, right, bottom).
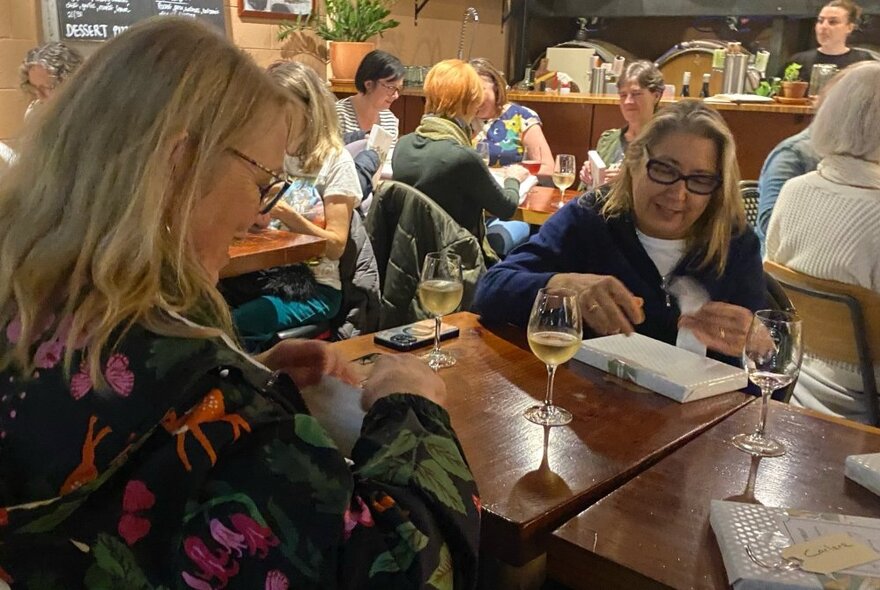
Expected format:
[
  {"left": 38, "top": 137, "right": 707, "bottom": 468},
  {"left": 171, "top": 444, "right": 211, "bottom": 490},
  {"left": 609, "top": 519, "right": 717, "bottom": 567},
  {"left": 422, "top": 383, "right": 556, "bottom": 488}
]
[
  {"left": 433, "top": 315, "right": 442, "bottom": 355},
  {"left": 755, "top": 386, "right": 773, "bottom": 436},
  {"left": 544, "top": 364, "right": 558, "bottom": 407}
]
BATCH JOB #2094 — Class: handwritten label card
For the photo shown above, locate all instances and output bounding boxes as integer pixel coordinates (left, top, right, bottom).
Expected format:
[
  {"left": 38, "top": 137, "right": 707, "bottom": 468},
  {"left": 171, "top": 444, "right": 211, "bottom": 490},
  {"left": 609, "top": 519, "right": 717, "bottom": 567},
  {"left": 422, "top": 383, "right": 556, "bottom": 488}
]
[{"left": 781, "top": 533, "right": 880, "bottom": 575}]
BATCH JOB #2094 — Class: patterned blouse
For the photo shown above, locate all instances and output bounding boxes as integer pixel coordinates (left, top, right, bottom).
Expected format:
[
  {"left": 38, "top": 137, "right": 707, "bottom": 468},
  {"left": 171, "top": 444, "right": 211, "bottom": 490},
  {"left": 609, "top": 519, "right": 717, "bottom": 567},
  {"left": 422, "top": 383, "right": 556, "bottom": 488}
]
[
  {"left": 474, "top": 102, "right": 542, "bottom": 167},
  {"left": 0, "top": 314, "right": 479, "bottom": 589}
]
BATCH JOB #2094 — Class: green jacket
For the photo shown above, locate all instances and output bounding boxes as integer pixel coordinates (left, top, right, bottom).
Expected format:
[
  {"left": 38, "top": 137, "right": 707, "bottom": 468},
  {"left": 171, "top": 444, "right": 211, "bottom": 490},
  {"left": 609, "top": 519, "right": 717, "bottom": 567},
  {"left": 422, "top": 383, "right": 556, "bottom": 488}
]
[
  {"left": 366, "top": 181, "right": 487, "bottom": 329},
  {"left": 392, "top": 132, "right": 520, "bottom": 243}
]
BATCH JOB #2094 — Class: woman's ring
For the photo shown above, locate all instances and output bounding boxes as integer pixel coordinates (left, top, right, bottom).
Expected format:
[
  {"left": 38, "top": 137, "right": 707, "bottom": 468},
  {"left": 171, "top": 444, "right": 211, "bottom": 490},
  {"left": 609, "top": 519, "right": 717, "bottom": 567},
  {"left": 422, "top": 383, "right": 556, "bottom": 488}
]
[
  {"left": 720, "top": 327, "right": 726, "bottom": 340},
  {"left": 588, "top": 303, "right": 600, "bottom": 313}
]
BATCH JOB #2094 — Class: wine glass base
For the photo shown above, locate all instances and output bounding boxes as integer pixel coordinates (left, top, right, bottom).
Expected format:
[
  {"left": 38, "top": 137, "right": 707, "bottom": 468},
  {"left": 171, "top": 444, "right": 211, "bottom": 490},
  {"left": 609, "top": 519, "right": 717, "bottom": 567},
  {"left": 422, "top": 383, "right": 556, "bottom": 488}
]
[
  {"left": 524, "top": 404, "right": 572, "bottom": 427},
  {"left": 732, "top": 432, "right": 786, "bottom": 457},
  {"left": 422, "top": 349, "right": 456, "bottom": 370}
]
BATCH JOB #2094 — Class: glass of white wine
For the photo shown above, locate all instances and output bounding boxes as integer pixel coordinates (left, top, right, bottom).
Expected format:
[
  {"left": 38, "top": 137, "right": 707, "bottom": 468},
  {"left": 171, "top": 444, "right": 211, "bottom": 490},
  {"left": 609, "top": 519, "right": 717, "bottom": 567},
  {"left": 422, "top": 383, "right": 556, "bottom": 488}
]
[
  {"left": 524, "top": 287, "right": 582, "bottom": 427},
  {"left": 552, "top": 154, "right": 576, "bottom": 206},
  {"left": 475, "top": 141, "right": 490, "bottom": 167},
  {"left": 733, "top": 310, "right": 803, "bottom": 457},
  {"left": 418, "top": 252, "right": 464, "bottom": 370}
]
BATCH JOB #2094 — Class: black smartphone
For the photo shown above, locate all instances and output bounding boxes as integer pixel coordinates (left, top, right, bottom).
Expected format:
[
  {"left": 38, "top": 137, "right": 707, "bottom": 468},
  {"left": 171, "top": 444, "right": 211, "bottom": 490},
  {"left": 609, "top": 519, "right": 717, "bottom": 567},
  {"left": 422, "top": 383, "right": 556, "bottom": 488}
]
[{"left": 373, "top": 320, "right": 460, "bottom": 352}]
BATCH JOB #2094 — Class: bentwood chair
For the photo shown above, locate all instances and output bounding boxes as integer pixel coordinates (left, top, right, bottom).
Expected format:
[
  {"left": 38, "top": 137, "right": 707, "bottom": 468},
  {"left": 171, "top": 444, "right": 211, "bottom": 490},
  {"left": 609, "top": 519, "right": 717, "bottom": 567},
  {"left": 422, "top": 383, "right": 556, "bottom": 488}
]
[
  {"left": 739, "top": 180, "right": 760, "bottom": 228},
  {"left": 764, "top": 260, "right": 880, "bottom": 425}
]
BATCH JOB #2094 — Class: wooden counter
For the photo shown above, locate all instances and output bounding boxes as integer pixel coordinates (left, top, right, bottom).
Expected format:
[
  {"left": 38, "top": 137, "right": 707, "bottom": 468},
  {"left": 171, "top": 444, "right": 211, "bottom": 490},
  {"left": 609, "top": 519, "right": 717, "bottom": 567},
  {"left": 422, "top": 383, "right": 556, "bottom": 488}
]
[{"left": 332, "top": 84, "right": 813, "bottom": 180}]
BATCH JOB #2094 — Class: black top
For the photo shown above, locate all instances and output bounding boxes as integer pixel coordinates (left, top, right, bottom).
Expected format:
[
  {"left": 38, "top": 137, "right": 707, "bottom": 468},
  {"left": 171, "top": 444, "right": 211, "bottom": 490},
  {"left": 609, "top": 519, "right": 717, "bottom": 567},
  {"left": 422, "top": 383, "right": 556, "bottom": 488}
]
[{"left": 787, "top": 48, "right": 876, "bottom": 81}]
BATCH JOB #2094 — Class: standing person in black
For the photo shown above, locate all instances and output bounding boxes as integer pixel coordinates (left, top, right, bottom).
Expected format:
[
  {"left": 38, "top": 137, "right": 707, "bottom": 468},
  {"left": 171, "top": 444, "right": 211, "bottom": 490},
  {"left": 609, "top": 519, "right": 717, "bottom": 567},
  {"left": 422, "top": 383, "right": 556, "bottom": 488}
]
[{"left": 787, "top": 0, "right": 875, "bottom": 82}]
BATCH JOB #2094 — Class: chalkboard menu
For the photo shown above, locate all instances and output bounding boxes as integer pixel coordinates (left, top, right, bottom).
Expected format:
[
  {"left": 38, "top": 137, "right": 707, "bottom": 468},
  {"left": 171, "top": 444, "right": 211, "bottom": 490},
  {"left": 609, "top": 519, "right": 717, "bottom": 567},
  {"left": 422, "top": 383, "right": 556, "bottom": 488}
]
[{"left": 57, "top": 0, "right": 226, "bottom": 41}]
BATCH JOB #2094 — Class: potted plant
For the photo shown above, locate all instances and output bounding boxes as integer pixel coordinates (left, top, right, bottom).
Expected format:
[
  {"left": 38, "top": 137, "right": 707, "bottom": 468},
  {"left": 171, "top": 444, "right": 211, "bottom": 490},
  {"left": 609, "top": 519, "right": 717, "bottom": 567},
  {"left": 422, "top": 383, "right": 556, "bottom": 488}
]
[
  {"left": 278, "top": 0, "right": 399, "bottom": 82},
  {"left": 779, "top": 63, "right": 808, "bottom": 99}
]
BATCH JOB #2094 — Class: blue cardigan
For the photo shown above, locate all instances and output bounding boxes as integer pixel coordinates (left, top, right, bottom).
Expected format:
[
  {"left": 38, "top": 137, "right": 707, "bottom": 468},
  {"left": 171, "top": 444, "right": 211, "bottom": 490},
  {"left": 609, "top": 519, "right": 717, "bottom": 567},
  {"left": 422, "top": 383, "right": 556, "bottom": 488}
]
[{"left": 474, "top": 193, "right": 766, "bottom": 367}]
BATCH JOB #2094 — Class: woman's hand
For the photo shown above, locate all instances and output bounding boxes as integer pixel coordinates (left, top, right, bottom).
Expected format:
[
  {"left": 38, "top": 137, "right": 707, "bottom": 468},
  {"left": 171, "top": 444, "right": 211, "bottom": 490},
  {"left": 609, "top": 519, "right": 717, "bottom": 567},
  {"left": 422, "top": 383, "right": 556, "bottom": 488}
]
[
  {"left": 505, "top": 164, "right": 530, "bottom": 183},
  {"left": 678, "top": 302, "right": 754, "bottom": 357},
  {"left": 257, "top": 339, "right": 358, "bottom": 388},
  {"left": 361, "top": 354, "right": 447, "bottom": 411},
  {"left": 252, "top": 212, "right": 272, "bottom": 230},
  {"left": 579, "top": 160, "right": 593, "bottom": 187},
  {"left": 548, "top": 273, "right": 645, "bottom": 335}
]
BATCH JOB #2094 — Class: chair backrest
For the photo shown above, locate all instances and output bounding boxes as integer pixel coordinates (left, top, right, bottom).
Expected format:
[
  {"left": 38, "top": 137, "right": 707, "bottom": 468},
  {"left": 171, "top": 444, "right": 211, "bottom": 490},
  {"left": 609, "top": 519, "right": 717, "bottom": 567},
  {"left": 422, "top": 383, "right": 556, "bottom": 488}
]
[
  {"left": 739, "top": 180, "right": 759, "bottom": 228},
  {"left": 763, "top": 260, "right": 880, "bottom": 421},
  {"left": 366, "top": 180, "right": 487, "bottom": 329}
]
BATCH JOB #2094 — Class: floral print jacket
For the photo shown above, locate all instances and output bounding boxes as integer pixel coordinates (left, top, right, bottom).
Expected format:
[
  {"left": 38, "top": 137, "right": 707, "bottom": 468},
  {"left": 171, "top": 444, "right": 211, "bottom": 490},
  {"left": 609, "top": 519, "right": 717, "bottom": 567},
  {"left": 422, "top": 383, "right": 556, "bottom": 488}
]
[{"left": 0, "top": 318, "right": 480, "bottom": 589}]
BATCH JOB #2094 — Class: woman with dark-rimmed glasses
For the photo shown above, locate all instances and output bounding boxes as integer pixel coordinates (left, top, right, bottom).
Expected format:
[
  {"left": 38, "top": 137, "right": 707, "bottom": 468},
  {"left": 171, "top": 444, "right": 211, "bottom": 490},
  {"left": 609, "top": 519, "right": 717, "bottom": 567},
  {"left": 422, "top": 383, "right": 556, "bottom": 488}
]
[{"left": 476, "top": 100, "right": 765, "bottom": 367}]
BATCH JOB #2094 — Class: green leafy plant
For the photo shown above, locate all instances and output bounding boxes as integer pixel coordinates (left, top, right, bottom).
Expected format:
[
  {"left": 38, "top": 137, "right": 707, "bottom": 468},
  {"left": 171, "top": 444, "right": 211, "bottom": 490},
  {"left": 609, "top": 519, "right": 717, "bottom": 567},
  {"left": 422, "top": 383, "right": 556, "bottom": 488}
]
[
  {"left": 783, "top": 62, "right": 802, "bottom": 82},
  {"left": 278, "top": 0, "right": 400, "bottom": 43},
  {"left": 755, "top": 78, "right": 780, "bottom": 97}
]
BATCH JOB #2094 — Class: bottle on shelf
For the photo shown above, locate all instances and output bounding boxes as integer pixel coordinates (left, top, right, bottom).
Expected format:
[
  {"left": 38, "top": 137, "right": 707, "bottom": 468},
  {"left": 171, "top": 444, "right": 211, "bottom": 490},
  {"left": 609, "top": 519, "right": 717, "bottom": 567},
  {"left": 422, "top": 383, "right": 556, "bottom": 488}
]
[
  {"left": 680, "top": 71, "right": 691, "bottom": 97},
  {"left": 699, "top": 73, "right": 711, "bottom": 98}
]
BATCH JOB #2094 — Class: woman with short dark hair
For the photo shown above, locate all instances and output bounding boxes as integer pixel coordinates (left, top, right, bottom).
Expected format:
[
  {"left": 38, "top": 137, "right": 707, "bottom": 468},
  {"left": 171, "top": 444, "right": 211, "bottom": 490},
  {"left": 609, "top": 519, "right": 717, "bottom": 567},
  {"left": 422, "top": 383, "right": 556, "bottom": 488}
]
[{"left": 335, "top": 50, "right": 404, "bottom": 146}]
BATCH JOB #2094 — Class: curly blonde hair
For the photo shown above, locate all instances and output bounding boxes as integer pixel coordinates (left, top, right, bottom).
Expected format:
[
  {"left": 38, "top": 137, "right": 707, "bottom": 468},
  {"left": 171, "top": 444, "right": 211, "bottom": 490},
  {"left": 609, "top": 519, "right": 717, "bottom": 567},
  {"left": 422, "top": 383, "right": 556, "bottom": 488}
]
[{"left": 0, "top": 18, "right": 288, "bottom": 382}]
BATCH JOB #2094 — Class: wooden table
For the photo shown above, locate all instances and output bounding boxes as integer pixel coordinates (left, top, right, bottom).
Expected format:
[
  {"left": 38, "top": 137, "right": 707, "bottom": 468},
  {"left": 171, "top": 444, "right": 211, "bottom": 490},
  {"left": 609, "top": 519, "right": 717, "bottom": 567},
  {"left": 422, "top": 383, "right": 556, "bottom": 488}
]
[
  {"left": 332, "top": 312, "right": 752, "bottom": 566},
  {"left": 547, "top": 401, "right": 880, "bottom": 590},
  {"left": 220, "top": 229, "right": 326, "bottom": 278},
  {"left": 514, "top": 186, "right": 577, "bottom": 226}
]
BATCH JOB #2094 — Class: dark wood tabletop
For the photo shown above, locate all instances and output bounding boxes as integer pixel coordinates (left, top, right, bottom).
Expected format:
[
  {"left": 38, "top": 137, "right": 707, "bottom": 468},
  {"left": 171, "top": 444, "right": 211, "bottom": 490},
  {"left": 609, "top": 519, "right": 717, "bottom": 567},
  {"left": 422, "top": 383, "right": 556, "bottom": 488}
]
[
  {"left": 514, "top": 186, "right": 578, "bottom": 226},
  {"left": 547, "top": 401, "right": 880, "bottom": 590},
  {"left": 220, "top": 229, "right": 326, "bottom": 278},
  {"left": 331, "top": 312, "right": 752, "bottom": 565}
]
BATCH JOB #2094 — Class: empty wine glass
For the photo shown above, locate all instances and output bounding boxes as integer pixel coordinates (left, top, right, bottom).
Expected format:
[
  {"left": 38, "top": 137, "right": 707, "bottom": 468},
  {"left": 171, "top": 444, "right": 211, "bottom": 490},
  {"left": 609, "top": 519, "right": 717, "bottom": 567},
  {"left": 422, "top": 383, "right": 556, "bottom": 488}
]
[
  {"left": 733, "top": 310, "right": 803, "bottom": 457},
  {"left": 418, "top": 252, "right": 464, "bottom": 370},
  {"left": 521, "top": 144, "right": 543, "bottom": 175},
  {"left": 553, "top": 154, "right": 576, "bottom": 206},
  {"left": 524, "top": 287, "right": 582, "bottom": 427},
  {"left": 475, "top": 141, "right": 490, "bottom": 167}
]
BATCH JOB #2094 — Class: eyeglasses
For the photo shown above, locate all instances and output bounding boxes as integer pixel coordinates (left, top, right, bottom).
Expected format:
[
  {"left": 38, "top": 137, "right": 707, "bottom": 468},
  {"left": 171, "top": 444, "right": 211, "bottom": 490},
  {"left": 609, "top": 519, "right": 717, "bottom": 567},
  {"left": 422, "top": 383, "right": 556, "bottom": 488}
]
[
  {"left": 378, "top": 80, "right": 403, "bottom": 96},
  {"left": 645, "top": 159, "right": 722, "bottom": 195},
  {"left": 229, "top": 148, "right": 292, "bottom": 214}
]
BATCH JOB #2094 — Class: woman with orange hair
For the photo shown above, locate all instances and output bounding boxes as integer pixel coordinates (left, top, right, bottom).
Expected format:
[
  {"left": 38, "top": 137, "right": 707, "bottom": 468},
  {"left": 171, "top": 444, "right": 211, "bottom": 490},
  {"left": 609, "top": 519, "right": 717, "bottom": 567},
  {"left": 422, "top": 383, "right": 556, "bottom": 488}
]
[{"left": 392, "top": 59, "right": 528, "bottom": 259}]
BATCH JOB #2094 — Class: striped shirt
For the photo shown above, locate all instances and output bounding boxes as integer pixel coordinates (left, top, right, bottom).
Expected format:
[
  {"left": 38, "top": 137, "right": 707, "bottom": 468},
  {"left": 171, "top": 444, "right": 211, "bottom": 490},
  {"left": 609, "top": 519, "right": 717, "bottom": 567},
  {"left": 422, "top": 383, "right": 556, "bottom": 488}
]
[{"left": 335, "top": 96, "right": 399, "bottom": 148}]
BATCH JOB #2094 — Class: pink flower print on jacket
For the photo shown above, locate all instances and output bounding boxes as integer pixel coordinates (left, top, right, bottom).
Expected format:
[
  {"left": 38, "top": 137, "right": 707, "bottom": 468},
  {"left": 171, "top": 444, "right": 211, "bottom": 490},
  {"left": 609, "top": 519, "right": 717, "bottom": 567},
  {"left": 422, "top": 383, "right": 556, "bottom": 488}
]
[
  {"left": 183, "top": 536, "right": 240, "bottom": 588},
  {"left": 229, "top": 513, "right": 280, "bottom": 559},
  {"left": 34, "top": 339, "right": 63, "bottom": 369},
  {"left": 118, "top": 480, "right": 155, "bottom": 546},
  {"left": 343, "top": 495, "right": 375, "bottom": 540},
  {"left": 210, "top": 518, "right": 247, "bottom": 557},
  {"left": 104, "top": 353, "right": 134, "bottom": 397},
  {"left": 5, "top": 317, "right": 21, "bottom": 344},
  {"left": 70, "top": 361, "right": 92, "bottom": 401},
  {"left": 69, "top": 354, "right": 134, "bottom": 400},
  {"left": 265, "top": 570, "right": 289, "bottom": 590}
]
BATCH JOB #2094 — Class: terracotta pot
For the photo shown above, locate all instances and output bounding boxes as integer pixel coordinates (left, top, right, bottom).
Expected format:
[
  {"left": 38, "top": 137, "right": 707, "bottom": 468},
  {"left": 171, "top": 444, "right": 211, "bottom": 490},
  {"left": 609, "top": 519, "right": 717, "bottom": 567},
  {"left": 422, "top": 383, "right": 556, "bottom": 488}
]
[
  {"left": 780, "top": 81, "right": 809, "bottom": 99},
  {"left": 329, "top": 41, "right": 376, "bottom": 83}
]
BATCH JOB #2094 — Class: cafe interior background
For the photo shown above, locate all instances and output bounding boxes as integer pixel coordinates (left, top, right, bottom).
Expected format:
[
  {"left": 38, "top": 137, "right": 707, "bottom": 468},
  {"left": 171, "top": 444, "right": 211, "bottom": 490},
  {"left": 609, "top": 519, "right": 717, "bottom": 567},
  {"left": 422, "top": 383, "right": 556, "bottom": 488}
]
[{"left": 2, "top": 0, "right": 880, "bottom": 147}]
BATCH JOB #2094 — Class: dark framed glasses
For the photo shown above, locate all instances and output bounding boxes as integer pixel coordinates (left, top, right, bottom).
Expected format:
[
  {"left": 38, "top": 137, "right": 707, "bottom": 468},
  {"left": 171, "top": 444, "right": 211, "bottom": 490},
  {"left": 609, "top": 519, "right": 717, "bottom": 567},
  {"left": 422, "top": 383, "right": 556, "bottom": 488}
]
[
  {"left": 229, "top": 148, "right": 292, "bottom": 214},
  {"left": 645, "top": 159, "right": 722, "bottom": 196}
]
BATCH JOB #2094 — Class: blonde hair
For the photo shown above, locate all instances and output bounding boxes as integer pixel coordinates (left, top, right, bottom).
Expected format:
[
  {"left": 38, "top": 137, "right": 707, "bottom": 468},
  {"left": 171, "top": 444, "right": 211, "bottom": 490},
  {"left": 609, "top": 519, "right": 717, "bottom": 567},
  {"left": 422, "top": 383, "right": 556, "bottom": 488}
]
[
  {"left": 424, "top": 59, "right": 484, "bottom": 120},
  {"left": 470, "top": 58, "right": 508, "bottom": 116},
  {"left": 601, "top": 100, "right": 745, "bottom": 275},
  {"left": 266, "top": 61, "right": 343, "bottom": 175},
  {"left": 0, "top": 18, "right": 288, "bottom": 382}
]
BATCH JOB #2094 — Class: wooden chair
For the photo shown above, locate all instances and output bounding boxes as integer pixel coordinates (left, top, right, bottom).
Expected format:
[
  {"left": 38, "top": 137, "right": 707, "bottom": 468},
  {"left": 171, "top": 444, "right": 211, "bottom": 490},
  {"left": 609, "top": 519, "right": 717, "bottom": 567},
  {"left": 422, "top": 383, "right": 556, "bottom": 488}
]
[{"left": 764, "top": 260, "right": 880, "bottom": 424}]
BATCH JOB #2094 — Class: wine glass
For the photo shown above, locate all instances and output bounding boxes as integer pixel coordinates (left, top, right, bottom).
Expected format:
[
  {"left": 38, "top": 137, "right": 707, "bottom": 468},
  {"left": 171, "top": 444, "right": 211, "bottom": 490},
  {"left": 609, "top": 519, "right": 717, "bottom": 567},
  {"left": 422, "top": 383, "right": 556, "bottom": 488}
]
[
  {"left": 418, "top": 252, "right": 464, "bottom": 370},
  {"left": 524, "top": 287, "right": 582, "bottom": 427},
  {"left": 475, "top": 141, "right": 490, "bottom": 167},
  {"left": 521, "top": 144, "right": 543, "bottom": 175},
  {"left": 553, "top": 154, "right": 576, "bottom": 206},
  {"left": 732, "top": 310, "right": 803, "bottom": 457}
]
